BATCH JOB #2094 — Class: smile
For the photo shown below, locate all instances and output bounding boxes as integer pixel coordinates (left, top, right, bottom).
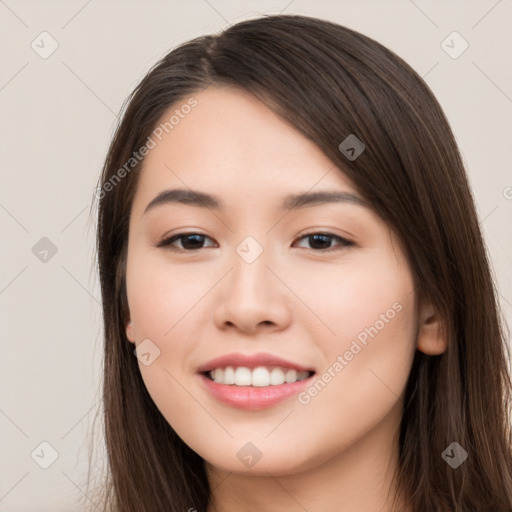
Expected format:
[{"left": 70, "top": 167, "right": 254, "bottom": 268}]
[
  {"left": 205, "top": 366, "right": 313, "bottom": 386},
  {"left": 197, "top": 352, "right": 317, "bottom": 409}
]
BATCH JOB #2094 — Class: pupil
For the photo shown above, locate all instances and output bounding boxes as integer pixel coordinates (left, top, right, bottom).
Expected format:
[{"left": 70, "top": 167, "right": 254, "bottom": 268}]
[
  {"left": 309, "top": 234, "right": 330, "bottom": 249},
  {"left": 183, "top": 234, "right": 204, "bottom": 249}
]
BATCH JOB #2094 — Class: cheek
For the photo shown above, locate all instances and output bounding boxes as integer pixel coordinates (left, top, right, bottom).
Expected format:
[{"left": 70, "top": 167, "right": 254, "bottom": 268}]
[
  {"left": 282, "top": 254, "right": 415, "bottom": 348},
  {"left": 291, "top": 295, "right": 416, "bottom": 469},
  {"left": 125, "top": 250, "right": 214, "bottom": 418},
  {"left": 290, "top": 254, "right": 417, "bottom": 412},
  {"left": 125, "top": 248, "right": 208, "bottom": 339}
]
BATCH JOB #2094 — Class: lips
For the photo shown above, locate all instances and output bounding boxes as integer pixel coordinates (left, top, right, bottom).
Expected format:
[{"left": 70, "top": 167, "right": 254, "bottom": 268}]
[
  {"left": 196, "top": 352, "right": 316, "bottom": 409},
  {"left": 196, "top": 352, "right": 315, "bottom": 374}
]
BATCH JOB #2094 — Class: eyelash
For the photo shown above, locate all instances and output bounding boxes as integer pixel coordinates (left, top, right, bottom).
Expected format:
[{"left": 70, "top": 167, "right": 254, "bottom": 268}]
[{"left": 155, "top": 231, "right": 355, "bottom": 253}]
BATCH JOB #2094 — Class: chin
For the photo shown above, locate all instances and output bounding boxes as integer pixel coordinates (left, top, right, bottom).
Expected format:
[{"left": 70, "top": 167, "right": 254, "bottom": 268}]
[{"left": 201, "top": 442, "right": 319, "bottom": 477}]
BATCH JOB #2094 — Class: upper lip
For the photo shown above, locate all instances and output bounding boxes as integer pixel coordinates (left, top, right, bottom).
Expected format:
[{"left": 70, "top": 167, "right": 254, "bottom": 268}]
[{"left": 197, "top": 352, "right": 315, "bottom": 373}]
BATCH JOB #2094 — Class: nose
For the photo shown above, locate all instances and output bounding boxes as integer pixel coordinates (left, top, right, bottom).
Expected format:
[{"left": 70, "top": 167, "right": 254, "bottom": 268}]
[{"left": 213, "top": 245, "right": 292, "bottom": 335}]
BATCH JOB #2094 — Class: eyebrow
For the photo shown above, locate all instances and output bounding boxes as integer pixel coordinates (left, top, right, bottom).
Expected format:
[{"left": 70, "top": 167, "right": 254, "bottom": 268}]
[{"left": 143, "top": 188, "right": 370, "bottom": 214}]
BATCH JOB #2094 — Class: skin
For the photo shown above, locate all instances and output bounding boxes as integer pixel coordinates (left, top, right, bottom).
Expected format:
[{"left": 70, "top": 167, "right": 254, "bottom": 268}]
[{"left": 124, "top": 86, "right": 447, "bottom": 512}]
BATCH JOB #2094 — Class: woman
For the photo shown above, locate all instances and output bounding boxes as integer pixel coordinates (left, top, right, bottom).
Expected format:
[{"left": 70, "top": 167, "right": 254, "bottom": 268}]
[{"left": 92, "top": 14, "right": 512, "bottom": 512}]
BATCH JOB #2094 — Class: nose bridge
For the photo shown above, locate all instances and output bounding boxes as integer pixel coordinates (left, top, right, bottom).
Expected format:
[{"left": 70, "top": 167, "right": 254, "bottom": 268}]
[
  {"left": 213, "top": 233, "right": 291, "bottom": 332},
  {"left": 235, "top": 234, "right": 266, "bottom": 268},
  {"left": 230, "top": 234, "right": 272, "bottom": 297}
]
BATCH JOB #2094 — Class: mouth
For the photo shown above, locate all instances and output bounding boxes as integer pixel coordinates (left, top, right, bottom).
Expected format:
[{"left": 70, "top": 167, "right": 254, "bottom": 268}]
[
  {"left": 198, "top": 362, "right": 316, "bottom": 410},
  {"left": 196, "top": 353, "right": 316, "bottom": 409},
  {"left": 201, "top": 366, "right": 315, "bottom": 387}
]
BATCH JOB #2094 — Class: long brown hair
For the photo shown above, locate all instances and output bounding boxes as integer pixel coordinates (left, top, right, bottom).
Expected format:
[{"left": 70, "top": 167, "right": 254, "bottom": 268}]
[{"left": 91, "top": 14, "right": 512, "bottom": 512}]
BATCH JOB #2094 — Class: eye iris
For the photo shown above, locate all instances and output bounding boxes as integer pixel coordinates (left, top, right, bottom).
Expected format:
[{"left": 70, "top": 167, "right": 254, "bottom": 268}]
[
  {"left": 308, "top": 234, "right": 331, "bottom": 249},
  {"left": 181, "top": 234, "right": 205, "bottom": 250}
]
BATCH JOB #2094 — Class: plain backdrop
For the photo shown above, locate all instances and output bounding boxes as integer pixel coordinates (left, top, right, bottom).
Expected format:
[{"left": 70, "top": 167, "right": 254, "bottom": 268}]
[{"left": 1, "top": 1, "right": 511, "bottom": 510}]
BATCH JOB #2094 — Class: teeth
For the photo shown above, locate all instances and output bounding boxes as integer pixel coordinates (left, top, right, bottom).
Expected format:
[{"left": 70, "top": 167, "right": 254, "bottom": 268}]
[
  {"left": 208, "top": 366, "right": 311, "bottom": 386},
  {"left": 235, "top": 367, "right": 252, "bottom": 386},
  {"left": 223, "top": 366, "right": 235, "bottom": 384},
  {"left": 212, "top": 368, "right": 224, "bottom": 383},
  {"left": 285, "top": 369, "right": 297, "bottom": 383},
  {"left": 251, "top": 367, "right": 269, "bottom": 387},
  {"left": 269, "top": 367, "right": 285, "bottom": 385}
]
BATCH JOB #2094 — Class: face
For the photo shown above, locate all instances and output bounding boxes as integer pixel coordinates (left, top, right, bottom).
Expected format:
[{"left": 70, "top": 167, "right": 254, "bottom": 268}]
[{"left": 124, "top": 85, "right": 428, "bottom": 477}]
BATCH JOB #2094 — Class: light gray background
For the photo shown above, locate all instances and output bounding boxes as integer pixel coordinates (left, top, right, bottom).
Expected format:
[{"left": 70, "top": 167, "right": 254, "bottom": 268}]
[{"left": 1, "top": 1, "right": 511, "bottom": 510}]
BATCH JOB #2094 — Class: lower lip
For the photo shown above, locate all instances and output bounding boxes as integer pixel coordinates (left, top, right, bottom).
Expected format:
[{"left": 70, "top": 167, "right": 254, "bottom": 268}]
[{"left": 199, "top": 373, "right": 314, "bottom": 410}]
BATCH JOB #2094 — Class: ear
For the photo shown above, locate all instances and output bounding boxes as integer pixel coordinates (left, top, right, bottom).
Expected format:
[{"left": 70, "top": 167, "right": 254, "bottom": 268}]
[
  {"left": 416, "top": 300, "right": 447, "bottom": 355},
  {"left": 126, "top": 319, "right": 136, "bottom": 344}
]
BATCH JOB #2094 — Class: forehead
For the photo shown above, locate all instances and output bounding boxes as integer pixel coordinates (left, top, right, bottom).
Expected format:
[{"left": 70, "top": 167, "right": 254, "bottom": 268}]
[{"left": 132, "top": 85, "right": 360, "bottom": 211}]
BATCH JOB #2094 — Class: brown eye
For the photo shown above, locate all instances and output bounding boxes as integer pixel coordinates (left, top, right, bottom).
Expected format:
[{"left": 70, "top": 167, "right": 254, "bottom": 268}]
[
  {"left": 156, "top": 232, "right": 217, "bottom": 251},
  {"left": 155, "top": 231, "right": 354, "bottom": 252},
  {"left": 293, "top": 232, "right": 354, "bottom": 251}
]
